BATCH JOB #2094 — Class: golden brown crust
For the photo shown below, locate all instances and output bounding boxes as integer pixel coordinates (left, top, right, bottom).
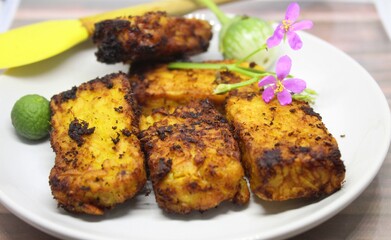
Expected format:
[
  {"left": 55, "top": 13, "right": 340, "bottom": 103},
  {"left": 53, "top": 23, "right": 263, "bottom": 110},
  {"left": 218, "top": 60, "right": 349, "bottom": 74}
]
[
  {"left": 92, "top": 11, "right": 212, "bottom": 64},
  {"left": 139, "top": 100, "right": 249, "bottom": 213},
  {"left": 225, "top": 92, "right": 345, "bottom": 201},
  {"left": 49, "top": 72, "right": 147, "bottom": 215},
  {"left": 129, "top": 60, "right": 261, "bottom": 117}
]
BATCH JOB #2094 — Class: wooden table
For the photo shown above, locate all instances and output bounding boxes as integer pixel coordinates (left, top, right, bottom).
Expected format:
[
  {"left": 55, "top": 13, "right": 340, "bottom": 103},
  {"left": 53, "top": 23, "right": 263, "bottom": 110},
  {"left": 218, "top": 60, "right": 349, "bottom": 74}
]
[{"left": 1, "top": 0, "right": 390, "bottom": 239}]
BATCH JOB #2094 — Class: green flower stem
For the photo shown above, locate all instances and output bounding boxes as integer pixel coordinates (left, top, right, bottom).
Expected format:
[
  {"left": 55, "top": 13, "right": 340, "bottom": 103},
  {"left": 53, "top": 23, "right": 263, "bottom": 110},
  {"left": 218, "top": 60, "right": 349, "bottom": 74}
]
[
  {"left": 196, "top": 0, "right": 230, "bottom": 25},
  {"left": 214, "top": 76, "right": 260, "bottom": 94},
  {"left": 235, "top": 44, "right": 268, "bottom": 65},
  {"left": 168, "top": 62, "right": 267, "bottom": 78},
  {"left": 168, "top": 60, "right": 317, "bottom": 103},
  {"left": 168, "top": 62, "right": 228, "bottom": 70},
  {"left": 230, "top": 65, "right": 259, "bottom": 77},
  {"left": 168, "top": 61, "right": 272, "bottom": 95}
]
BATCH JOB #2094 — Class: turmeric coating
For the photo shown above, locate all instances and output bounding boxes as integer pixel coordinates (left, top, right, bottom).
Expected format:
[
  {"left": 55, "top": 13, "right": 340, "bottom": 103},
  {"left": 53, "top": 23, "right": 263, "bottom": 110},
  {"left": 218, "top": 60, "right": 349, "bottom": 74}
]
[
  {"left": 132, "top": 61, "right": 345, "bottom": 202},
  {"left": 49, "top": 73, "right": 146, "bottom": 215},
  {"left": 139, "top": 100, "right": 249, "bottom": 214},
  {"left": 48, "top": 55, "right": 346, "bottom": 215},
  {"left": 129, "top": 60, "right": 261, "bottom": 115},
  {"left": 93, "top": 11, "right": 212, "bottom": 64},
  {"left": 225, "top": 92, "right": 346, "bottom": 201}
]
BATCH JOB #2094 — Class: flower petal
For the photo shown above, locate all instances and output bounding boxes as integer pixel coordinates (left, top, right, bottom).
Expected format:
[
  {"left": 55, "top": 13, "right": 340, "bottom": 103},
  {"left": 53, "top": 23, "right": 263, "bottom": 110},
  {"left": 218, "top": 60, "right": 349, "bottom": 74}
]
[
  {"left": 276, "top": 55, "right": 292, "bottom": 80},
  {"left": 266, "top": 25, "right": 284, "bottom": 49},
  {"left": 282, "top": 78, "right": 306, "bottom": 93},
  {"left": 258, "top": 75, "right": 277, "bottom": 88},
  {"left": 292, "top": 20, "right": 313, "bottom": 31},
  {"left": 262, "top": 86, "right": 275, "bottom": 103},
  {"left": 277, "top": 89, "right": 292, "bottom": 105},
  {"left": 285, "top": 2, "right": 300, "bottom": 22},
  {"left": 286, "top": 31, "right": 303, "bottom": 50}
]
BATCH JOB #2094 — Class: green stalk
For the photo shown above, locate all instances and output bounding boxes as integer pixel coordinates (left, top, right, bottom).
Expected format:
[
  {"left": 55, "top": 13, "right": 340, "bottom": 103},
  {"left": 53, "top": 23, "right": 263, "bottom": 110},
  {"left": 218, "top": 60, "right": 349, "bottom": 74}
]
[
  {"left": 214, "top": 76, "right": 260, "bottom": 94},
  {"left": 235, "top": 44, "right": 268, "bottom": 66},
  {"left": 196, "top": 0, "right": 231, "bottom": 25},
  {"left": 236, "top": 66, "right": 267, "bottom": 75},
  {"left": 168, "top": 61, "right": 269, "bottom": 79},
  {"left": 168, "top": 60, "right": 272, "bottom": 95},
  {"left": 168, "top": 62, "right": 228, "bottom": 70},
  {"left": 168, "top": 60, "right": 316, "bottom": 103},
  {"left": 228, "top": 65, "right": 260, "bottom": 77}
]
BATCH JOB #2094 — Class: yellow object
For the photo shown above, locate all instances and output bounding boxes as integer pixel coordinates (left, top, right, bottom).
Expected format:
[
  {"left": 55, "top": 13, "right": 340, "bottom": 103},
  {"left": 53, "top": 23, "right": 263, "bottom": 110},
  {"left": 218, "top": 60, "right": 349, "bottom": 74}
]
[
  {"left": 0, "top": 20, "right": 88, "bottom": 69},
  {"left": 49, "top": 73, "right": 147, "bottom": 215},
  {"left": 0, "top": 0, "right": 236, "bottom": 69}
]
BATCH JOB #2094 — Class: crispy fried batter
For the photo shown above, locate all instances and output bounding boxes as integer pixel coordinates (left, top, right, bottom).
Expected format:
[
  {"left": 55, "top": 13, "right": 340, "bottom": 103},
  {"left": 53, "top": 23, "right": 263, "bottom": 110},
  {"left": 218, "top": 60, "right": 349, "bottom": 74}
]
[
  {"left": 225, "top": 92, "right": 345, "bottom": 201},
  {"left": 92, "top": 11, "right": 212, "bottom": 64},
  {"left": 139, "top": 100, "right": 249, "bottom": 214},
  {"left": 49, "top": 73, "right": 146, "bottom": 215}
]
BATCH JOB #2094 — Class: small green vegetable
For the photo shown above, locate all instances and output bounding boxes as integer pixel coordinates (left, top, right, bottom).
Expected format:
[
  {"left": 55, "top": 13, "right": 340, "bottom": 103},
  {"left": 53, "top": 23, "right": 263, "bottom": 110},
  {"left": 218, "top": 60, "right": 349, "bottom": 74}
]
[
  {"left": 11, "top": 94, "right": 51, "bottom": 140},
  {"left": 197, "top": 0, "right": 279, "bottom": 69}
]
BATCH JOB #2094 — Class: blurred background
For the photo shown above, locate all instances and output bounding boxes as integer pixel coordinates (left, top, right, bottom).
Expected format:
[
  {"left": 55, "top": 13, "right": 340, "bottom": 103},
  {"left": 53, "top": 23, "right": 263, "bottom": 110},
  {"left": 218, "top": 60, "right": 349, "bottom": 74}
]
[{"left": 2, "top": 0, "right": 390, "bottom": 39}]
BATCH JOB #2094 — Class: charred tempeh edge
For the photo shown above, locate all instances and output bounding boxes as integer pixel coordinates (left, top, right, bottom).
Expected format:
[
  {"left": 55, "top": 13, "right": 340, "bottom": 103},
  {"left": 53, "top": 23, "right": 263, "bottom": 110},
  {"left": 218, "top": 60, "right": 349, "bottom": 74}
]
[
  {"left": 49, "top": 72, "right": 146, "bottom": 215},
  {"left": 139, "top": 100, "right": 249, "bottom": 214},
  {"left": 93, "top": 11, "right": 212, "bottom": 64},
  {"left": 225, "top": 92, "right": 345, "bottom": 201}
]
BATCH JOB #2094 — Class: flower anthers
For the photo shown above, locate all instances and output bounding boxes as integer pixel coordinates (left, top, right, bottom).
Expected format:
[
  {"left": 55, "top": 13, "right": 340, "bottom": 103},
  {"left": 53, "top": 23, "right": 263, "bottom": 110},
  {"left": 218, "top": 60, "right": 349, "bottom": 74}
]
[
  {"left": 266, "top": 2, "right": 313, "bottom": 50},
  {"left": 258, "top": 55, "right": 306, "bottom": 105}
]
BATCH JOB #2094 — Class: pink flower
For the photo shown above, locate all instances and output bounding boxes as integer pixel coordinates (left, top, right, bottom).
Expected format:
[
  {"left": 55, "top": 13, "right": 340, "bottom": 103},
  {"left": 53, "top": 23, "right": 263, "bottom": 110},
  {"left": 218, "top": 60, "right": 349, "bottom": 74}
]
[
  {"left": 266, "top": 2, "right": 313, "bottom": 50},
  {"left": 258, "top": 55, "right": 306, "bottom": 105}
]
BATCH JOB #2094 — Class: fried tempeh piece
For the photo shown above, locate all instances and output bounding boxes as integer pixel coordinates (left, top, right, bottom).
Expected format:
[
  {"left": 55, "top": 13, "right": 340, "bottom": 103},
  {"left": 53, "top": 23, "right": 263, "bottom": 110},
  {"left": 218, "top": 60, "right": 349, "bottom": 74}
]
[
  {"left": 139, "top": 100, "right": 249, "bottom": 214},
  {"left": 129, "top": 60, "right": 260, "bottom": 115},
  {"left": 225, "top": 92, "right": 345, "bottom": 201},
  {"left": 49, "top": 72, "right": 147, "bottom": 215},
  {"left": 92, "top": 11, "right": 212, "bottom": 64}
]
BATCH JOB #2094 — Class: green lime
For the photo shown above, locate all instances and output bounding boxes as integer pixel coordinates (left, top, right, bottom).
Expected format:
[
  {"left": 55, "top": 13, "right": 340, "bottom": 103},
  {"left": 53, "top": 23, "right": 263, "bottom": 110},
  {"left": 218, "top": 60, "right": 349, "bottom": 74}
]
[{"left": 11, "top": 94, "right": 51, "bottom": 140}]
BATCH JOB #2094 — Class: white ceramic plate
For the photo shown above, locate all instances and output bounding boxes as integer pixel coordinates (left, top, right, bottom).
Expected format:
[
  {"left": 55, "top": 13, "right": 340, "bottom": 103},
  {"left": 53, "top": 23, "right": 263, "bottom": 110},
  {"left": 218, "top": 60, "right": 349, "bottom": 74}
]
[{"left": 0, "top": 8, "right": 390, "bottom": 240}]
